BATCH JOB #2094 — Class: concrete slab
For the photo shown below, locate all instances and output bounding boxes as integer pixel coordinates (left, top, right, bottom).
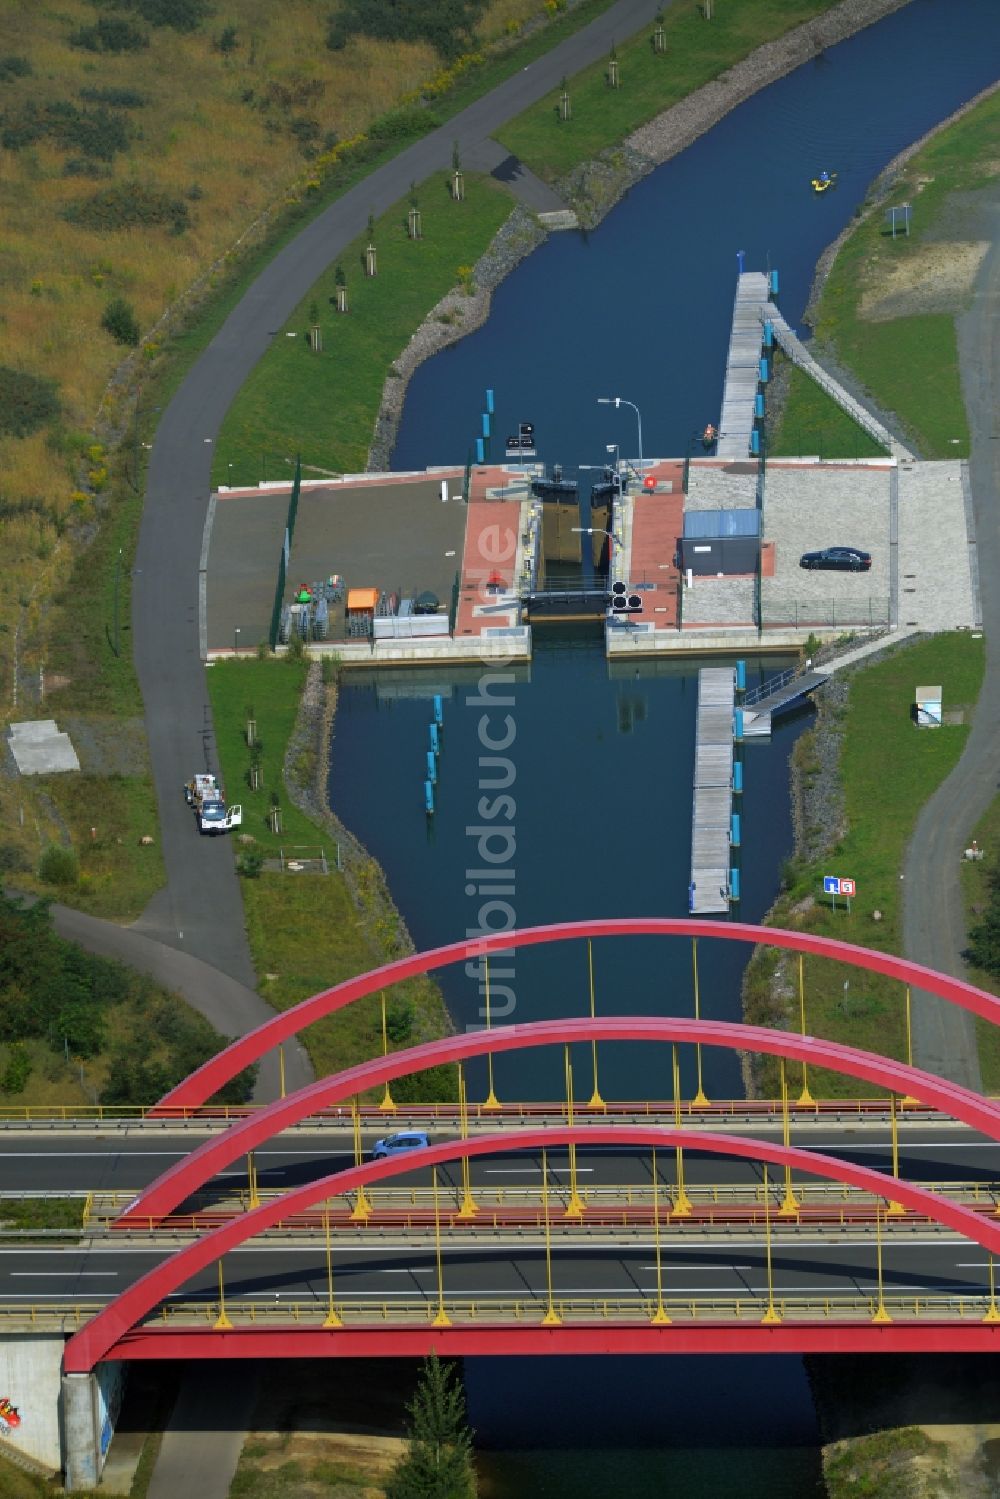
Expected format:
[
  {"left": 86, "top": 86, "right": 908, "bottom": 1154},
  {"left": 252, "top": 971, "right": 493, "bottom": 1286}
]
[
  {"left": 207, "top": 474, "right": 467, "bottom": 651},
  {"left": 8, "top": 720, "right": 80, "bottom": 774}
]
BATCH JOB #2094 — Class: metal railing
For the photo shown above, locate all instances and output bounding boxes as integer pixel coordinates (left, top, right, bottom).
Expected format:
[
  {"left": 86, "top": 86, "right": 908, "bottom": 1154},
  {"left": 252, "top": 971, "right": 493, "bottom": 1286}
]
[
  {"left": 0, "top": 1096, "right": 960, "bottom": 1125},
  {"left": 5, "top": 1293, "right": 997, "bottom": 1334}
]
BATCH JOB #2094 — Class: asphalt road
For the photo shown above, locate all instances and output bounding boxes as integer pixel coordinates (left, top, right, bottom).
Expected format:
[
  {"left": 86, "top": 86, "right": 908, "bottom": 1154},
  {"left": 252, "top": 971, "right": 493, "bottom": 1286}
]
[
  {"left": 132, "top": 0, "right": 660, "bottom": 997},
  {"left": 4, "top": 1122, "right": 997, "bottom": 1195},
  {"left": 903, "top": 191, "right": 1000, "bottom": 1089},
  {"left": 0, "top": 1236, "right": 992, "bottom": 1309}
]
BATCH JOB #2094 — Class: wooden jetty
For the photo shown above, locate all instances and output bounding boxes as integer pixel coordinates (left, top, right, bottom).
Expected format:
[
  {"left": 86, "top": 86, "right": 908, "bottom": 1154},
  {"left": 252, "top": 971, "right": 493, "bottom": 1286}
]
[
  {"left": 689, "top": 667, "right": 735, "bottom": 915},
  {"left": 716, "top": 272, "right": 770, "bottom": 461}
]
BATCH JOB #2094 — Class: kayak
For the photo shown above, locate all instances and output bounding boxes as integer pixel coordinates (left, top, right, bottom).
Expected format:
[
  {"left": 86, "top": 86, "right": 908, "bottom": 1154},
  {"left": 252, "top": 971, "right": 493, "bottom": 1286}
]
[{"left": 811, "top": 172, "right": 838, "bottom": 194}]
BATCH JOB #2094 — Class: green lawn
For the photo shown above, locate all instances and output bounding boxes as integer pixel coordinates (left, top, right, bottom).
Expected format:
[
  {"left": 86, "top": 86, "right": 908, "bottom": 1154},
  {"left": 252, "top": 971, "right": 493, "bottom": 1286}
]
[
  {"left": 207, "top": 660, "right": 455, "bottom": 1094},
  {"left": 808, "top": 86, "right": 1000, "bottom": 457},
  {"left": 497, "top": 0, "right": 844, "bottom": 181},
  {"left": 748, "top": 634, "right": 985, "bottom": 1096},
  {"left": 770, "top": 365, "right": 888, "bottom": 460},
  {"left": 212, "top": 177, "right": 513, "bottom": 485}
]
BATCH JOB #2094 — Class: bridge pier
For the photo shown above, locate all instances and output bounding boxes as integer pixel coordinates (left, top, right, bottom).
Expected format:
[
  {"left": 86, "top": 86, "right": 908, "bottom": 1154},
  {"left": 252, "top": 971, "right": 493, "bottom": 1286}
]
[{"left": 62, "top": 1372, "right": 100, "bottom": 1491}]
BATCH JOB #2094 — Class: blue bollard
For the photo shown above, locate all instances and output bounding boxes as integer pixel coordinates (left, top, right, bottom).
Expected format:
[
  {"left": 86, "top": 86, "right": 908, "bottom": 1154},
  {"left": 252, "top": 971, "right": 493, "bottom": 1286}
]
[
  {"left": 769, "top": 269, "right": 779, "bottom": 296},
  {"left": 737, "top": 249, "right": 746, "bottom": 274},
  {"left": 736, "top": 659, "right": 746, "bottom": 692},
  {"left": 755, "top": 393, "right": 765, "bottom": 420},
  {"left": 429, "top": 722, "right": 440, "bottom": 755},
  {"left": 729, "top": 867, "right": 740, "bottom": 902},
  {"left": 433, "top": 694, "right": 443, "bottom": 727},
  {"left": 425, "top": 780, "right": 435, "bottom": 815},
  {"left": 476, "top": 437, "right": 485, "bottom": 464},
  {"left": 749, "top": 430, "right": 760, "bottom": 457},
  {"left": 763, "top": 320, "right": 774, "bottom": 349},
  {"left": 486, "top": 388, "right": 494, "bottom": 415},
  {"left": 731, "top": 813, "right": 741, "bottom": 848},
  {"left": 427, "top": 750, "right": 437, "bottom": 786},
  {"left": 759, "top": 357, "right": 769, "bottom": 384},
  {"left": 482, "top": 412, "right": 491, "bottom": 438},
  {"left": 733, "top": 708, "right": 744, "bottom": 742},
  {"left": 733, "top": 761, "right": 743, "bottom": 795}
]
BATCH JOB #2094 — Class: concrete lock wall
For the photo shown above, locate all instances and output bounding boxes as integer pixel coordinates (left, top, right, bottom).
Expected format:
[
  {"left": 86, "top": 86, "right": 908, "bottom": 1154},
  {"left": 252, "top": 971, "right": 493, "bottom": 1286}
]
[{"left": 0, "top": 1335, "right": 65, "bottom": 1472}]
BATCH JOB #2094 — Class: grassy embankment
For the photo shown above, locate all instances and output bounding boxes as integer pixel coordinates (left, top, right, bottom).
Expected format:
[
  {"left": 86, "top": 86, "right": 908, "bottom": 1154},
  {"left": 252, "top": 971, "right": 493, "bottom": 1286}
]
[
  {"left": 744, "top": 633, "right": 993, "bottom": 1096},
  {"left": 206, "top": 658, "right": 454, "bottom": 1093},
  {"left": 0, "top": 0, "right": 609, "bottom": 916},
  {"left": 773, "top": 85, "right": 1000, "bottom": 460}
]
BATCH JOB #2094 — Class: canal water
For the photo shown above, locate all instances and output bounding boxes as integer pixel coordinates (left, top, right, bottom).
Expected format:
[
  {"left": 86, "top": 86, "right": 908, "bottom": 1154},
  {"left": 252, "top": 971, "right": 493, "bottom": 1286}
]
[{"left": 328, "top": 2, "right": 1000, "bottom": 1492}]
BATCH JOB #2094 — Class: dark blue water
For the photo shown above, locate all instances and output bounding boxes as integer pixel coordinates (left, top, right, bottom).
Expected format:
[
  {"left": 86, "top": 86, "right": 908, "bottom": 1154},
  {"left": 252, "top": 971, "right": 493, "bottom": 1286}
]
[
  {"left": 329, "top": 3, "right": 1000, "bottom": 1492},
  {"left": 393, "top": 0, "right": 1000, "bottom": 478},
  {"left": 329, "top": 634, "right": 800, "bottom": 1103}
]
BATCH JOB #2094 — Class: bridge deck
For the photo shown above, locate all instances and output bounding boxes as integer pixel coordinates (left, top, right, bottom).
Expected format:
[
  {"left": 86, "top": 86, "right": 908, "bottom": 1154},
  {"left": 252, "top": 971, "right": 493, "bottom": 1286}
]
[{"left": 690, "top": 667, "right": 734, "bottom": 913}]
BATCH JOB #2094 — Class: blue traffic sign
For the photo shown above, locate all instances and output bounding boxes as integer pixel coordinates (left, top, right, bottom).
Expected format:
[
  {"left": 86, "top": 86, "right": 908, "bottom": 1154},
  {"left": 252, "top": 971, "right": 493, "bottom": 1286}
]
[{"left": 823, "top": 876, "right": 841, "bottom": 894}]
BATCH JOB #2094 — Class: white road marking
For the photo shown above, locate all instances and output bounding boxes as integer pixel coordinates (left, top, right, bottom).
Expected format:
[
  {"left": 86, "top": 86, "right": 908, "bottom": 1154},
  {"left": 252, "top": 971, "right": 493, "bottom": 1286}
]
[{"left": 11, "top": 1271, "right": 117, "bottom": 1277}]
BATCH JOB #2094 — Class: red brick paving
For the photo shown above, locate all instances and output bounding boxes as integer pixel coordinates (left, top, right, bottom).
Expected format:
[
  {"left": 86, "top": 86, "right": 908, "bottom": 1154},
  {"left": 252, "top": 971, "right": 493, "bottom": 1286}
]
[
  {"left": 454, "top": 465, "right": 525, "bottom": 640},
  {"left": 627, "top": 460, "right": 685, "bottom": 628}
]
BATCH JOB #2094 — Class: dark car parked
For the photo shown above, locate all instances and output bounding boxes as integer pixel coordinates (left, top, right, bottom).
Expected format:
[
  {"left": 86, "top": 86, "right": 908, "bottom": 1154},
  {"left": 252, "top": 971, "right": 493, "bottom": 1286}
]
[{"left": 799, "top": 546, "right": 872, "bottom": 572}]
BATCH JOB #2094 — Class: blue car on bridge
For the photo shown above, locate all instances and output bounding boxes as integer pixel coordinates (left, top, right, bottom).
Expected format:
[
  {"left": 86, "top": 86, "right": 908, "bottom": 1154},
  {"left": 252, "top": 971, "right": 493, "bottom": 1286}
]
[{"left": 372, "top": 1130, "right": 430, "bottom": 1160}]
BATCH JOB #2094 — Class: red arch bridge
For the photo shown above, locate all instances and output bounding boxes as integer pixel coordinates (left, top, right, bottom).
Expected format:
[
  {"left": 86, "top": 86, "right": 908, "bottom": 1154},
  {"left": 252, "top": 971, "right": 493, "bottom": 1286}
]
[{"left": 12, "top": 920, "right": 1000, "bottom": 1368}]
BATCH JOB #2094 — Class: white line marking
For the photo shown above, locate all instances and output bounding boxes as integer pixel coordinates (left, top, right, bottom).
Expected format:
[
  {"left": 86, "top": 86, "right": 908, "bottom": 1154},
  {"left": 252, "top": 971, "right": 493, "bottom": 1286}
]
[{"left": 11, "top": 1272, "right": 117, "bottom": 1278}]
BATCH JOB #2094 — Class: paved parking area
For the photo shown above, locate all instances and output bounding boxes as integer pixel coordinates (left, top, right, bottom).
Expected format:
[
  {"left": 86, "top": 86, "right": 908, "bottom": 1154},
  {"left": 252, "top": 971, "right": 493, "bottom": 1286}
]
[
  {"left": 761, "top": 462, "right": 892, "bottom": 630},
  {"left": 207, "top": 473, "right": 467, "bottom": 651}
]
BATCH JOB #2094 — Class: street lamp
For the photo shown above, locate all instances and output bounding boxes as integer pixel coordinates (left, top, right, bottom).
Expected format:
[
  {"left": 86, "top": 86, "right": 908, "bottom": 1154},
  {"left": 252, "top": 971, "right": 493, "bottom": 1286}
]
[
  {"left": 598, "top": 396, "right": 643, "bottom": 476},
  {"left": 129, "top": 395, "right": 161, "bottom": 494},
  {"left": 572, "top": 525, "right": 623, "bottom": 563},
  {"left": 234, "top": 626, "right": 241, "bottom": 657}
]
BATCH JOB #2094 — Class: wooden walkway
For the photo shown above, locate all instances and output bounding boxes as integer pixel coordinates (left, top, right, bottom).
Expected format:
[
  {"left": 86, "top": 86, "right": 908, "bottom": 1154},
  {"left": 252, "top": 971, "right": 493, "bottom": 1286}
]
[
  {"left": 689, "top": 667, "right": 735, "bottom": 915},
  {"left": 717, "top": 272, "right": 770, "bottom": 460}
]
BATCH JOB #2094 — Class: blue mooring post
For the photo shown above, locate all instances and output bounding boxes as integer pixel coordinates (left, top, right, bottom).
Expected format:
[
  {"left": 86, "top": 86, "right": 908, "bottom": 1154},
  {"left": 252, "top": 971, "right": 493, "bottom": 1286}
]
[
  {"left": 426, "top": 750, "right": 437, "bottom": 786},
  {"left": 755, "top": 393, "right": 765, "bottom": 420},
  {"left": 433, "top": 694, "right": 443, "bottom": 727},
  {"left": 735, "top": 659, "right": 746, "bottom": 693},
  {"left": 763, "top": 320, "right": 774, "bottom": 349},
  {"left": 759, "top": 357, "right": 769, "bottom": 384},
  {"left": 733, "top": 760, "right": 743, "bottom": 795},
  {"left": 425, "top": 780, "right": 435, "bottom": 815},
  {"left": 482, "top": 412, "right": 491, "bottom": 438},
  {"left": 688, "top": 882, "right": 696, "bottom": 913},
  {"left": 485, "top": 389, "right": 494, "bottom": 416},
  {"left": 769, "top": 269, "right": 779, "bottom": 297},
  {"left": 733, "top": 708, "right": 744, "bottom": 743},
  {"left": 429, "top": 722, "right": 440, "bottom": 755},
  {"left": 737, "top": 249, "right": 746, "bottom": 275},
  {"left": 749, "top": 430, "right": 760, "bottom": 457},
  {"left": 475, "top": 437, "right": 484, "bottom": 464},
  {"left": 729, "top": 868, "right": 740, "bottom": 902},
  {"left": 731, "top": 813, "right": 741, "bottom": 848}
]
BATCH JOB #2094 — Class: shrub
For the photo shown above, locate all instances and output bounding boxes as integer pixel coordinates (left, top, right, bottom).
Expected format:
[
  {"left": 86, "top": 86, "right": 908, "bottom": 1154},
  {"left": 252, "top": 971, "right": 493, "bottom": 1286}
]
[
  {"left": 65, "top": 181, "right": 190, "bottom": 234},
  {"left": 237, "top": 845, "right": 265, "bottom": 878},
  {"left": 1, "top": 1044, "right": 32, "bottom": 1095},
  {"left": 0, "top": 366, "right": 60, "bottom": 438},
  {"left": 385, "top": 997, "right": 414, "bottom": 1044},
  {"left": 79, "top": 86, "right": 148, "bottom": 108},
  {"left": 214, "top": 24, "right": 239, "bottom": 53},
  {"left": 116, "top": 0, "right": 214, "bottom": 30},
  {"left": 39, "top": 844, "right": 79, "bottom": 887},
  {"left": 101, "top": 297, "right": 141, "bottom": 346},
  {"left": 1, "top": 101, "right": 130, "bottom": 160},
  {"left": 328, "top": 0, "right": 487, "bottom": 59},
  {"left": 70, "top": 17, "right": 150, "bottom": 52},
  {"left": 0, "top": 55, "right": 32, "bottom": 81}
]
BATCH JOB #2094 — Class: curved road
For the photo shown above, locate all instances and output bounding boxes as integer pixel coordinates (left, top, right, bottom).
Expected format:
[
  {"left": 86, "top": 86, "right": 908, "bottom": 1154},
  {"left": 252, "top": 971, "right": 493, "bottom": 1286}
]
[
  {"left": 119, "top": 0, "right": 661, "bottom": 1097},
  {"left": 903, "top": 209, "right": 1000, "bottom": 1090},
  {"left": 131, "top": 0, "right": 657, "bottom": 1004}
]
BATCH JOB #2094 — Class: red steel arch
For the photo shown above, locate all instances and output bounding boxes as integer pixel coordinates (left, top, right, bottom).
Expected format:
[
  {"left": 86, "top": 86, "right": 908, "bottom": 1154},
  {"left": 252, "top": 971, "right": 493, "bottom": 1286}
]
[
  {"left": 65, "top": 1125, "right": 1000, "bottom": 1373},
  {"left": 154, "top": 919, "right": 1000, "bottom": 1112},
  {"left": 125, "top": 1016, "right": 1000, "bottom": 1225}
]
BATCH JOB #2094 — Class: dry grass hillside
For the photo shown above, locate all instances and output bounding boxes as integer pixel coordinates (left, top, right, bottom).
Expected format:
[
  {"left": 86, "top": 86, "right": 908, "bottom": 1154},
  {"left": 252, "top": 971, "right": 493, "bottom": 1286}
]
[
  {"left": 0, "top": 0, "right": 549, "bottom": 903},
  {"left": 0, "top": 0, "right": 541, "bottom": 690}
]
